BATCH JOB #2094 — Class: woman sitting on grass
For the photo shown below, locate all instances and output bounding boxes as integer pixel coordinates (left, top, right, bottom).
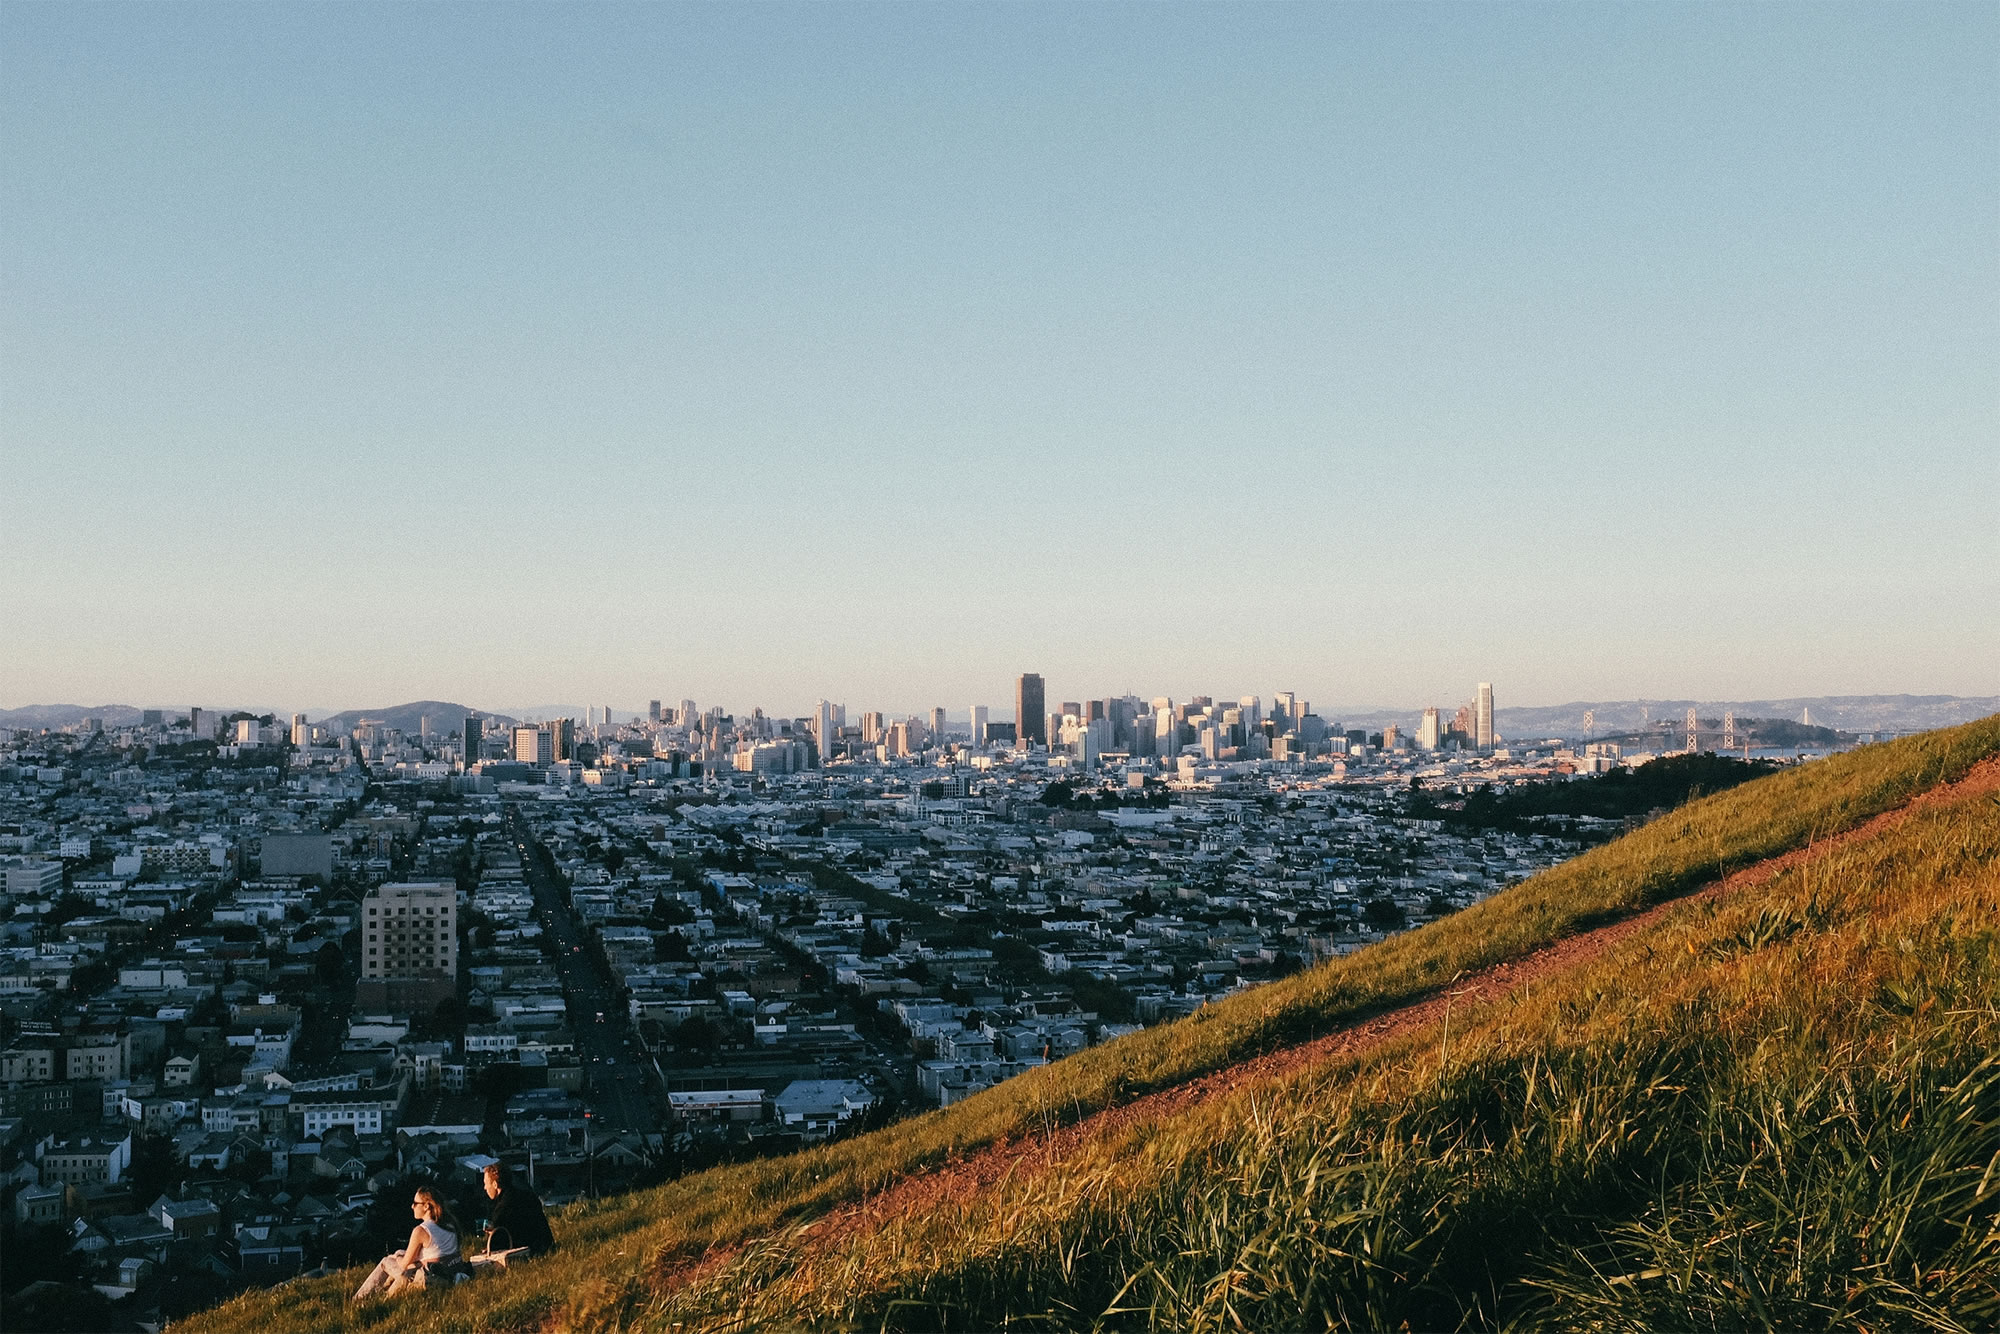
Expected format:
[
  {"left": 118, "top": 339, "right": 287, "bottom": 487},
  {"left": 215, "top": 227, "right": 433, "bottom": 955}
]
[{"left": 350, "top": 1187, "right": 469, "bottom": 1301}]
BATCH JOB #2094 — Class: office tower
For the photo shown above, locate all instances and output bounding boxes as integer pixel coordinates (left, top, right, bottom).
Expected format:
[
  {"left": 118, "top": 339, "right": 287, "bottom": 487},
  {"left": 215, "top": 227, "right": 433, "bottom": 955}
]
[
  {"left": 1383, "top": 724, "right": 1401, "bottom": 750},
  {"left": 549, "top": 717, "right": 575, "bottom": 761},
  {"left": 889, "top": 721, "right": 914, "bottom": 757},
  {"left": 1156, "top": 708, "right": 1177, "bottom": 754},
  {"left": 649, "top": 700, "right": 662, "bottom": 723},
  {"left": 679, "top": 700, "right": 697, "bottom": 727},
  {"left": 235, "top": 718, "right": 260, "bottom": 745},
  {"left": 861, "top": 712, "right": 885, "bottom": 745},
  {"left": 602, "top": 704, "right": 613, "bottom": 729},
  {"left": 930, "top": 707, "right": 947, "bottom": 744},
  {"left": 1017, "top": 674, "right": 1046, "bottom": 745},
  {"left": 465, "top": 714, "right": 483, "bottom": 765},
  {"left": 188, "top": 707, "right": 204, "bottom": 737},
  {"left": 359, "top": 881, "right": 457, "bottom": 982},
  {"left": 1418, "top": 707, "right": 1441, "bottom": 750},
  {"left": 420, "top": 714, "right": 433, "bottom": 741},
  {"left": 291, "top": 713, "right": 309, "bottom": 747},
  {"left": 141, "top": 709, "right": 163, "bottom": 728},
  {"left": 1239, "top": 696, "right": 1262, "bottom": 732},
  {"left": 1221, "top": 707, "right": 1244, "bottom": 749},
  {"left": 971, "top": 705, "right": 989, "bottom": 747},
  {"left": 1476, "top": 682, "right": 1495, "bottom": 749},
  {"left": 1274, "top": 692, "right": 1297, "bottom": 731},
  {"left": 513, "top": 725, "right": 551, "bottom": 765},
  {"left": 815, "top": 701, "right": 836, "bottom": 764},
  {"left": 1084, "top": 717, "right": 1111, "bottom": 766}
]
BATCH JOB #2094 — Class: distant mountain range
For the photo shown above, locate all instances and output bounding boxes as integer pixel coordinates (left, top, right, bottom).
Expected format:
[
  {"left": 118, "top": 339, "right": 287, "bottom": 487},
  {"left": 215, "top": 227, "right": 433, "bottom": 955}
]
[
  {"left": 0, "top": 700, "right": 515, "bottom": 734},
  {"left": 0, "top": 703, "right": 279, "bottom": 730}
]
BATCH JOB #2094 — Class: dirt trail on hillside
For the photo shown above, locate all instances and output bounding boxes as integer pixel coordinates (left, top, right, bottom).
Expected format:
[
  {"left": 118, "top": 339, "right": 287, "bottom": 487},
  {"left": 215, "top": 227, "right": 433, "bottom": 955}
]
[{"left": 670, "top": 755, "right": 2000, "bottom": 1279}]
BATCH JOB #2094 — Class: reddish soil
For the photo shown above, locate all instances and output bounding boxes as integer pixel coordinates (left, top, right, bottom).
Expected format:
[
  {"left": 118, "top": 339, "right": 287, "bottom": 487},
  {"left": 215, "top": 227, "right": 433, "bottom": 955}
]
[{"left": 670, "top": 754, "right": 2000, "bottom": 1276}]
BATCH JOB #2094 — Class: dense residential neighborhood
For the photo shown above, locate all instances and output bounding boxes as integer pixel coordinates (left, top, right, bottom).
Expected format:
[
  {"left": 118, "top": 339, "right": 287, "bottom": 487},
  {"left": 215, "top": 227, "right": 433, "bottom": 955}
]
[{"left": 0, "top": 695, "right": 1687, "bottom": 1327}]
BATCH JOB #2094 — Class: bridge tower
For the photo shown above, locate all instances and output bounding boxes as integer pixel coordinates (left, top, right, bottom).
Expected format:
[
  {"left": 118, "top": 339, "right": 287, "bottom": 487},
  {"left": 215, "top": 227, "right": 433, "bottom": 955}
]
[
  {"left": 1723, "top": 710, "right": 1735, "bottom": 753},
  {"left": 1686, "top": 707, "right": 1699, "bottom": 755}
]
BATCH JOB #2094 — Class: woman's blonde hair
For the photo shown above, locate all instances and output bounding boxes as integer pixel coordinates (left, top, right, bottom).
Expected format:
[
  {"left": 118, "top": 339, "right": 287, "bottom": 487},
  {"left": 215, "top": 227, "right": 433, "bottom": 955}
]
[{"left": 412, "top": 1188, "right": 461, "bottom": 1236}]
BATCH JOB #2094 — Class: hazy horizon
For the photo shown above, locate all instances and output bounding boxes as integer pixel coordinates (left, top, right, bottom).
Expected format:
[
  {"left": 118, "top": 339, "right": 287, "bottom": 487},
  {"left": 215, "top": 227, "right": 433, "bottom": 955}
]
[{"left": 5, "top": 689, "right": 1995, "bottom": 732}]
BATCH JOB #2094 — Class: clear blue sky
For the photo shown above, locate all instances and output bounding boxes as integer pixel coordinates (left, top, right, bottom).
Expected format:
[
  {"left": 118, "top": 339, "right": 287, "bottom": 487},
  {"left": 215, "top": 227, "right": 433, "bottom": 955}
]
[{"left": 4, "top": 3, "right": 1995, "bottom": 718}]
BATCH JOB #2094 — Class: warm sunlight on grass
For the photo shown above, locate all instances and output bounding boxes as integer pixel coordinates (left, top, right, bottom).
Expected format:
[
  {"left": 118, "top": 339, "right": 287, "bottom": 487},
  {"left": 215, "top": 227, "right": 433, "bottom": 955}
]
[{"left": 170, "top": 717, "right": 2000, "bottom": 1334}]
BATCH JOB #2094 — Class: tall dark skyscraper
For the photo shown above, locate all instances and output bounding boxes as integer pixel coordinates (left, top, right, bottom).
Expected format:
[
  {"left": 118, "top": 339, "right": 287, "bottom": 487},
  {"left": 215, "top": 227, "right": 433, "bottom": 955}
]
[
  {"left": 464, "top": 713, "right": 482, "bottom": 765},
  {"left": 1017, "top": 673, "right": 1046, "bottom": 745},
  {"left": 550, "top": 716, "right": 575, "bottom": 761}
]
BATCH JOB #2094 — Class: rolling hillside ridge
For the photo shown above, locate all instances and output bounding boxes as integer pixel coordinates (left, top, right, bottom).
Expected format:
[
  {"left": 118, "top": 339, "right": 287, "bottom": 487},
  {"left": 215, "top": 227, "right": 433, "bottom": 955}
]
[{"left": 173, "top": 716, "right": 2000, "bottom": 1333}]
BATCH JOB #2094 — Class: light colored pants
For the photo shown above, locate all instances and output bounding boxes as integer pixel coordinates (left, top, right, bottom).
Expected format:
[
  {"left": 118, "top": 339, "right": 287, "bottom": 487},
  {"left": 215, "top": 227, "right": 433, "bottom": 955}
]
[{"left": 353, "top": 1253, "right": 423, "bottom": 1300}]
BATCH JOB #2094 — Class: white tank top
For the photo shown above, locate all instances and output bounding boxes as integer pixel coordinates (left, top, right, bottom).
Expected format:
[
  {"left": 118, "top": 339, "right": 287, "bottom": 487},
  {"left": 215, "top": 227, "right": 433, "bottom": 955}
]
[{"left": 417, "top": 1219, "right": 460, "bottom": 1262}]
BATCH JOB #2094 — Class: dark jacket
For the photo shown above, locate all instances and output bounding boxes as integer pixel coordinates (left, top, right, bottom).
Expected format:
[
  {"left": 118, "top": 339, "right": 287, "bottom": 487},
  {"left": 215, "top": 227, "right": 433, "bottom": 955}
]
[{"left": 486, "top": 1184, "right": 555, "bottom": 1256}]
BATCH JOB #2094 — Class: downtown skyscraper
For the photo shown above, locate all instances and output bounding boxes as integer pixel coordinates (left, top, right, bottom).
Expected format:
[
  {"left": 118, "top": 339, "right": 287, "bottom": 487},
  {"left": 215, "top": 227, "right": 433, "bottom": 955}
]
[{"left": 1017, "top": 673, "right": 1046, "bottom": 745}]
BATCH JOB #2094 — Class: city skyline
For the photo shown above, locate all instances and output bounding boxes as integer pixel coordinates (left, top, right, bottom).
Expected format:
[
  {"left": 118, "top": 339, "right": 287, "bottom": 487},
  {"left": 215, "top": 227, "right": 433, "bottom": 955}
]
[
  {"left": 5, "top": 5, "right": 1995, "bottom": 710},
  {"left": 6, "top": 687, "right": 1996, "bottom": 743}
]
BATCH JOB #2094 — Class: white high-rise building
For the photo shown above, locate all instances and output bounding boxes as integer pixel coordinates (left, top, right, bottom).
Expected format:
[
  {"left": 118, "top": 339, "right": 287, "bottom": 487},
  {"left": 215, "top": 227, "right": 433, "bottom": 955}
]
[
  {"left": 815, "top": 700, "right": 837, "bottom": 765},
  {"left": 1418, "top": 707, "right": 1442, "bottom": 751},
  {"left": 971, "top": 705, "right": 989, "bottom": 747},
  {"left": 513, "top": 725, "right": 552, "bottom": 766},
  {"left": 1239, "top": 696, "right": 1262, "bottom": 732},
  {"left": 290, "top": 713, "right": 309, "bottom": 747},
  {"left": 1476, "top": 682, "right": 1495, "bottom": 749}
]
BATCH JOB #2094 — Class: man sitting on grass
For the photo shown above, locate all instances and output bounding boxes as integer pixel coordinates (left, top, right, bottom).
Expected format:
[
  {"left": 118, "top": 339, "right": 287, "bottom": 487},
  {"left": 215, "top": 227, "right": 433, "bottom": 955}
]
[{"left": 482, "top": 1162, "right": 555, "bottom": 1258}]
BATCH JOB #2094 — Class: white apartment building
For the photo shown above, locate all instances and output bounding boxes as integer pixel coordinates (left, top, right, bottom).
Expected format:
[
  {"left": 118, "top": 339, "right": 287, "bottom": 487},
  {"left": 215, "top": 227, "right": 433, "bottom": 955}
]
[
  {"left": 67, "top": 1032, "right": 130, "bottom": 1082},
  {"left": 3, "top": 859, "right": 63, "bottom": 896}
]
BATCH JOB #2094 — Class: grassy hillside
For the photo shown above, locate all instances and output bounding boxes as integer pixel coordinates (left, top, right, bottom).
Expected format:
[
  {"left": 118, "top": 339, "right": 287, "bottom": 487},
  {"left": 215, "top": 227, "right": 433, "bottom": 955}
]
[{"left": 173, "top": 718, "right": 2000, "bottom": 1334}]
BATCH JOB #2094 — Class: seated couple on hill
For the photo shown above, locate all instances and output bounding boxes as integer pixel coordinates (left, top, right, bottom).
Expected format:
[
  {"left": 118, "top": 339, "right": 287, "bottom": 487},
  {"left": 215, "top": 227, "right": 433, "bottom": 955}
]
[{"left": 351, "top": 1188, "right": 472, "bottom": 1301}]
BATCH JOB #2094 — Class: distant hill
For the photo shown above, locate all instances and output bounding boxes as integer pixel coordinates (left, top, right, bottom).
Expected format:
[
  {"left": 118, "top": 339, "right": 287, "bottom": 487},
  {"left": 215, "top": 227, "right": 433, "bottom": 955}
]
[
  {"left": 0, "top": 703, "right": 272, "bottom": 730},
  {"left": 175, "top": 718, "right": 2000, "bottom": 1334},
  {"left": 311, "top": 701, "right": 516, "bottom": 736}
]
